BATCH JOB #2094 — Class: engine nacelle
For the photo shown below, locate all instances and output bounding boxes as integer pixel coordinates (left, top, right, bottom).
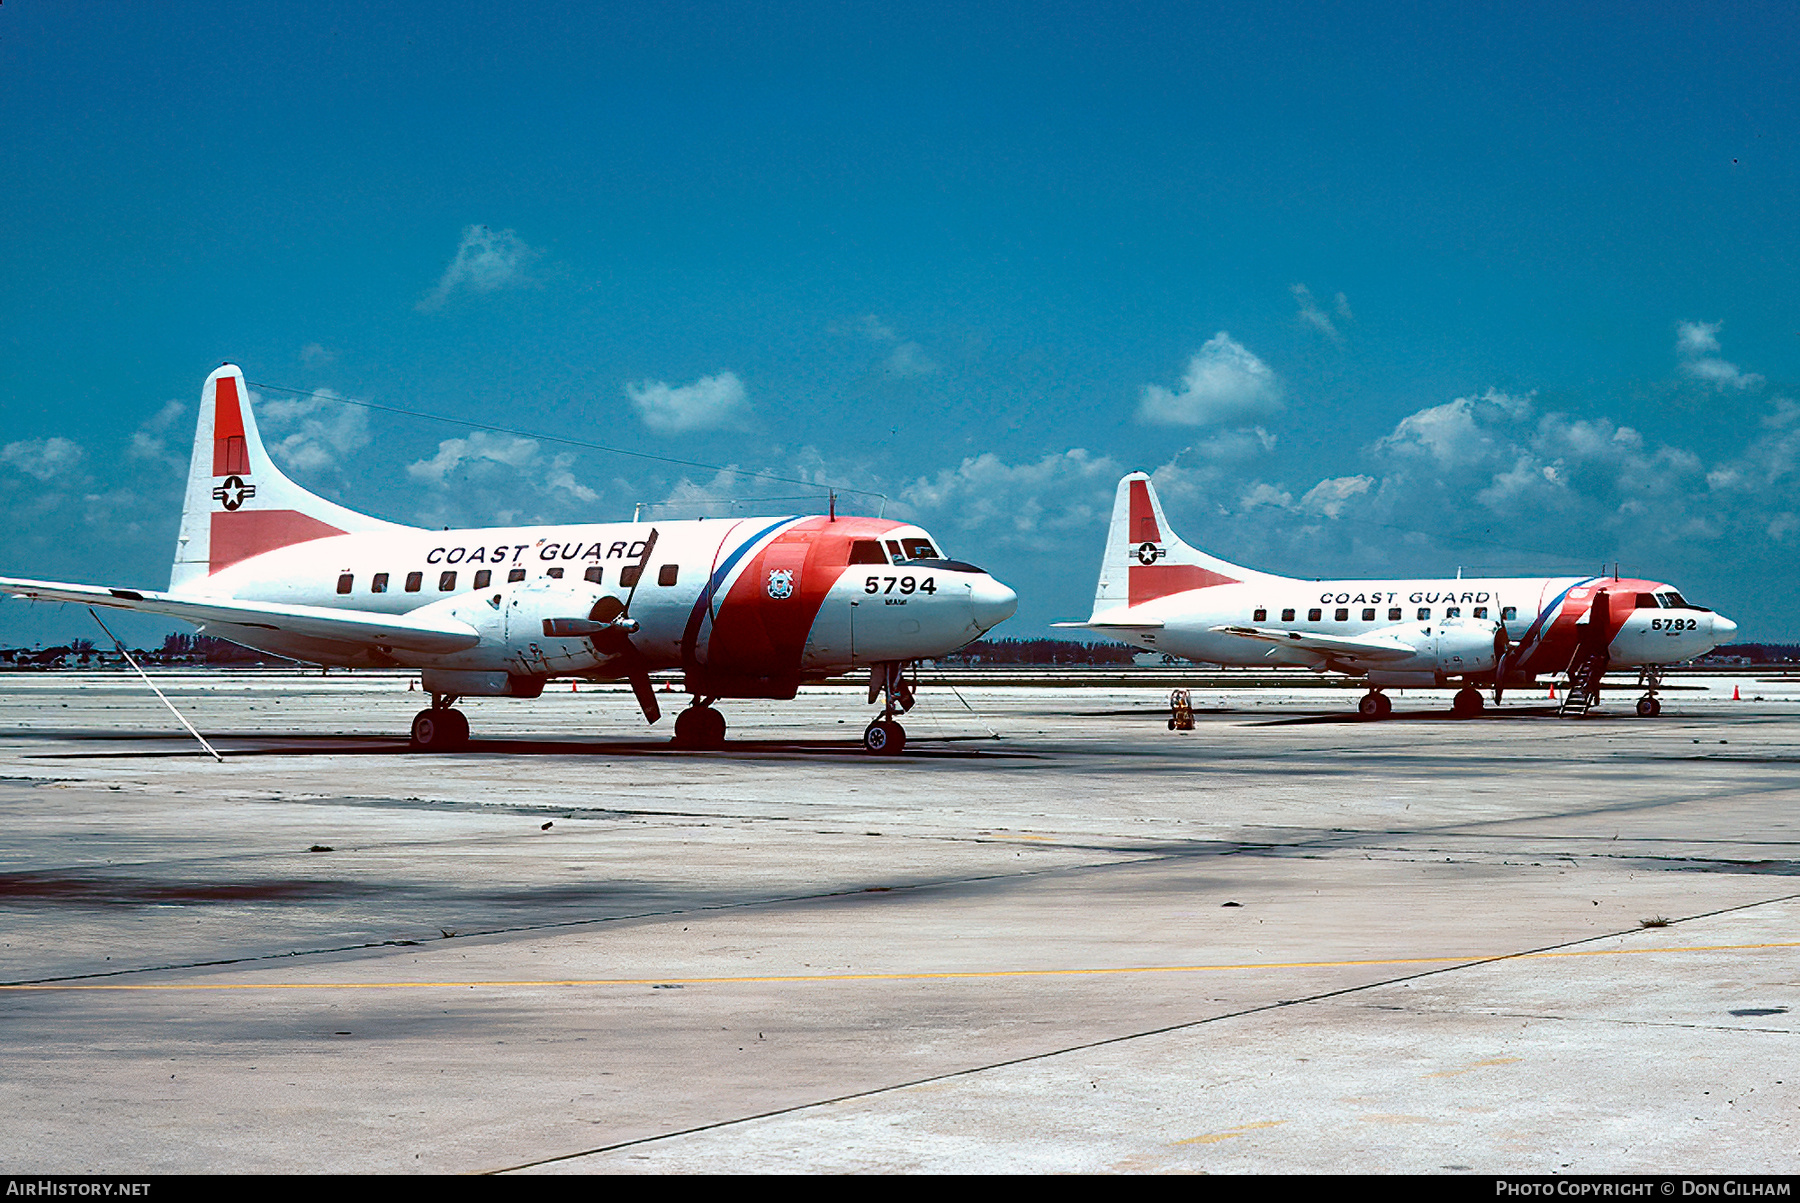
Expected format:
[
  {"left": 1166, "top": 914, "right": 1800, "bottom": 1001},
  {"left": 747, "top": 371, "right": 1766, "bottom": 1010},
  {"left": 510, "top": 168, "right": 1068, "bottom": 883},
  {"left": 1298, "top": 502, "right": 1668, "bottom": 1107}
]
[
  {"left": 405, "top": 581, "right": 624, "bottom": 676},
  {"left": 1359, "top": 617, "right": 1505, "bottom": 687}
]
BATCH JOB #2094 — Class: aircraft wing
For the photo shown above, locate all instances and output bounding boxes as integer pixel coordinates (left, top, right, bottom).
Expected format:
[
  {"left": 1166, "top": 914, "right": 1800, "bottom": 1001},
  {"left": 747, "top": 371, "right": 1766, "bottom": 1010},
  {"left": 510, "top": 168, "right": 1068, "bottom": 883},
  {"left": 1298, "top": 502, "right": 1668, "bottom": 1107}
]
[
  {"left": 1208, "top": 624, "right": 1417, "bottom": 663},
  {"left": 0, "top": 576, "right": 481, "bottom": 654}
]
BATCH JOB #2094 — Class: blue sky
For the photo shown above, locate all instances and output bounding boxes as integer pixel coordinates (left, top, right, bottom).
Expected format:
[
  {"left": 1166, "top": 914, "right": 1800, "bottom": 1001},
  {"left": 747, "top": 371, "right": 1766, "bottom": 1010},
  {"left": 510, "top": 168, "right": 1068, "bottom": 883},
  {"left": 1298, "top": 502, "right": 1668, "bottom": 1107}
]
[{"left": 3, "top": 1, "right": 1797, "bottom": 648}]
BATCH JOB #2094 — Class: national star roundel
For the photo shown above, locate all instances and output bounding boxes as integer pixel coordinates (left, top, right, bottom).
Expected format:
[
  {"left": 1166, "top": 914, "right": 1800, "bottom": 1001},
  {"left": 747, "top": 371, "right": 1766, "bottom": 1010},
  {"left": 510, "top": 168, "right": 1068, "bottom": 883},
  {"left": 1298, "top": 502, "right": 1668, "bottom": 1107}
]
[{"left": 766, "top": 568, "right": 796, "bottom": 599}]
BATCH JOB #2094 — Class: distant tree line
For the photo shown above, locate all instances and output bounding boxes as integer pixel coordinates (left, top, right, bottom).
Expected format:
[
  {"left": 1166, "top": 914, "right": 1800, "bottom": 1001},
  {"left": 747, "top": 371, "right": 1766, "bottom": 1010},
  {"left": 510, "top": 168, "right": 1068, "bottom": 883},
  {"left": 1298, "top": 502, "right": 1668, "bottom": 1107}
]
[
  {"left": 1697, "top": 644, "right": 1800, "bottom": 664},
  {"left": 938, "top": 638, "right": 1140, "bottom": 666},
  {"left": 0, "top": 634, "right": 288, "bottom": 667}
]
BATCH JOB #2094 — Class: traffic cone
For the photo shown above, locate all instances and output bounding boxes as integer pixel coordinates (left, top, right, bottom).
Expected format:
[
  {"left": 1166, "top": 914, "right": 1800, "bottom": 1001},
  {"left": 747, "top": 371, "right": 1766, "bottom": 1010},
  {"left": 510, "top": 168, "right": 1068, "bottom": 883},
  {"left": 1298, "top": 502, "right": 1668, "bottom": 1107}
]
[
  {"left": 1549, "top": 683, "right": 1557, "bottom": 699},
  {"left": 1733, "top": 685, "right": 1741, "bottom": 700},
  {"left": 571, "top": 681, "right": 578, "bottom": 692}
]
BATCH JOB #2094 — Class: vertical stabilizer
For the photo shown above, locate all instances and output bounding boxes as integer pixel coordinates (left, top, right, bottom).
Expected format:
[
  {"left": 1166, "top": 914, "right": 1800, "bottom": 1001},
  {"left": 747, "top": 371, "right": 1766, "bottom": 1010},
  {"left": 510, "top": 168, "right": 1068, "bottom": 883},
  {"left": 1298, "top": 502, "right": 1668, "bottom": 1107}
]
[
  {"left": 1089, "top": 472, "right": 1272, "bottom": 616},
  {"left": 171, "top": 365, "right": 410, "bottom": 592}
]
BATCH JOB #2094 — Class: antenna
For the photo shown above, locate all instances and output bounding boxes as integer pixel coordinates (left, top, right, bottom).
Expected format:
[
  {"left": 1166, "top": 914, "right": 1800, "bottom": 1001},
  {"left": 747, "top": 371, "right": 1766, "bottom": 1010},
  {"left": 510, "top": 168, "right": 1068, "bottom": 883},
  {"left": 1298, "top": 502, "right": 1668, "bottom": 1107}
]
[
  {"left": 633, "top": 502, "right": 644, "bottom": 523},
  {"left": 829, "top": 490, "right": 837, "bottom": 522}
]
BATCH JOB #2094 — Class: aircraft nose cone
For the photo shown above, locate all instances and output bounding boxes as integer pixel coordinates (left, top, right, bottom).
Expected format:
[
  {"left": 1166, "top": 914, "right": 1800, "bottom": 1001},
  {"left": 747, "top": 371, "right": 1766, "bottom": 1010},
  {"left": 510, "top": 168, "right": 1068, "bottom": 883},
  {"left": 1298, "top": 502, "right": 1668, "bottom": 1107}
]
[
  {"left": 1712, "top": 613, "right": 1738, "bottom": 643},
  {"left": 970, "top": 576, "right": 1018, "bottom": 632}
]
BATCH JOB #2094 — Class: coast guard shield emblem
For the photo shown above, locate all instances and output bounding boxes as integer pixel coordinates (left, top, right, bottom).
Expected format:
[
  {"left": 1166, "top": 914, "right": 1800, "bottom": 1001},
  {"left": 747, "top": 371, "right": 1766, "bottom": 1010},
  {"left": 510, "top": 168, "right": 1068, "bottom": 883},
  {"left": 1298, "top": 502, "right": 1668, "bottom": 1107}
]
[{"left": 766, "top": 568, "right": 796, "bottom": 599}]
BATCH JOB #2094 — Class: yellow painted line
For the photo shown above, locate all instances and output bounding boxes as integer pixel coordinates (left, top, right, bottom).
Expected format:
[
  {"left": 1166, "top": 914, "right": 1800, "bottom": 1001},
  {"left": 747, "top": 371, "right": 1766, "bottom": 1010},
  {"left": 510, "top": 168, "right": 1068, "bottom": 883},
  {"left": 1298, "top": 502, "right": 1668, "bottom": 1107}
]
[
  {"left": 5, "top": 939, "right": 1797, "bottom": 993},
  {"left": 1172, "top": 1120, "right": 1286, "bottom": 1145}
]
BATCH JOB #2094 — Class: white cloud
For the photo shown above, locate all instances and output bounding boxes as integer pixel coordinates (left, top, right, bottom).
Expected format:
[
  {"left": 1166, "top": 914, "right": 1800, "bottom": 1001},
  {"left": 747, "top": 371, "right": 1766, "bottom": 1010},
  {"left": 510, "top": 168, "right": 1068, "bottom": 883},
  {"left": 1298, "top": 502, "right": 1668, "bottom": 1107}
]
[
  {"left": 417, "top": 225, "right": 542, "bottom": 311},
  {"left": 898, "top": 449, "right": 1122, "bottom": 551},
  {"left": 1373, "top": 389, "right": 1533, "bottom": 470},
  {"left": 626, "top": 371, "right": 749, "bottom": 434},
  {"left": 0, "top": 437, "right": 85, "bottom": 482},
  {"left": 299, "top": 342, "right": 336, "bottom": 365},
  {"left": 256, "top": 388, "right": 370, "bottom": 474},
  {"left": 127, "top": 400, "right": 188, "bottom": 474},
  {"left": 1298, "top": 475, "right": 1373, "bottom": 518},
  {"left": 841, "top": 314, "right": 938, "bottom": 378},
  {"left": 1291, "top": 284, "right": 1344, "bottom": 343},
  {"left": 1676, "top": 320, "right": 1764, "bottom": 390},
  {"left": 1137, "top": 333, "right": 1283, "bottom": 427},
  {"left": 407, "top": 431, "right": 543, "bottom": 484}
]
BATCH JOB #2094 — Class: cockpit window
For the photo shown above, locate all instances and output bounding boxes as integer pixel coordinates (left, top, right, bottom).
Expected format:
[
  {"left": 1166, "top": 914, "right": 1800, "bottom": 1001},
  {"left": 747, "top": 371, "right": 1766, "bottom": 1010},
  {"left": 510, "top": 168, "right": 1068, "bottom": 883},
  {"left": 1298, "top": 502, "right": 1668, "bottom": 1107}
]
[
  {"left": 900, "top": 537, "right": 939, "bottom": 561},
  {"left": 849, "top": 539, "right": 887, "bottom": 565},
  {"left": 1635, "top": 593, "right": 1660, "bottom": 609},
  {"left": 1659, "top": 591, "right": 1690, "bottom": 609}
]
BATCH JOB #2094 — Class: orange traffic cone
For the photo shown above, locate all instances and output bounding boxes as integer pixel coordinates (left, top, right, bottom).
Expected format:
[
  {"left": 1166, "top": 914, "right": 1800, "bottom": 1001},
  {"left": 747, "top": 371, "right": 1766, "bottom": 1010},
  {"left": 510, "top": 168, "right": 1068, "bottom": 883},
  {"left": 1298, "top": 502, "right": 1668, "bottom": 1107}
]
[
  {"left": 1549, "top": 683, "right": 1558, "bottom": 699},
  {"left": 571, "top": 681, "right": 578, "bottom": 692},
  {"left": 1733, "top": 685, "right": 1741, "bottom": 700}
]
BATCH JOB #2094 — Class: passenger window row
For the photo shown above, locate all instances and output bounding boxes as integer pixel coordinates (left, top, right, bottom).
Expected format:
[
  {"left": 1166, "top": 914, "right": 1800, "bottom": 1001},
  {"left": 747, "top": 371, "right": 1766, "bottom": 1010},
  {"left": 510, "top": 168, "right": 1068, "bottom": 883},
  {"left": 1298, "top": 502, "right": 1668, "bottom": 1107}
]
[
  {"left": 333, "top": 563, "right": 677, "bottom": 596},
  {"left": 1249, "top": 604, "right": 1521, "bottom": 624}
]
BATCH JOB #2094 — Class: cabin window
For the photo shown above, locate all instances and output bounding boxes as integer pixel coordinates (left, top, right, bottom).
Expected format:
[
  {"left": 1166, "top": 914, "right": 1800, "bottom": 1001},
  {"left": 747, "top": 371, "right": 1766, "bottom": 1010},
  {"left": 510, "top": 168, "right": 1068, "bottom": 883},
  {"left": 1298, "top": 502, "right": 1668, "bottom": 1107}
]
[
  {"left": 1361, "top": 608, "right": 1375, "bottom": 621},
  {"left": 1635, "top": 593, "right": 1659, "bottom": 609},
  {"left": 1388, "top": 607, "right": 1401, "bottom": 621},
  {"left": 508, "top": 568, "right": 526, "bottom": 583},
  {"left": 1473, "top": 606, "right": 1488, "bottom": 619},
  {"left": 585, "top": 566, "right": 603, "bottom": 584},
  {"left": 438, "top": 571, "right": 456, "bottom": 592},
  {"left": 1416, "top": 607, "right": 1429, "bottom": 620},
  {"left": 620, "top": 566, "right": 642, "bottom": 588},
  {"left": 1307, "top": 608, "right": 1322, "bottom": 622},
  {"left": 473, "top": 570, "right": 491, "bottom": 590},
  {"left": 1445, "top": 607, "right": 1461, "bottom": 618},
  {"left": 336, "top": 573, "right": 353, "bottom": 595},
  {"left": 1502, "top": 606, "right": 1517, "bottom": 621},
  {"left": 405, "top": 571, "right": 423, "bottom": 593},
  {"left": 1334, "top": 608, "right": 1348, "bottom": 622},
  {"left": 849, "top": 540, "right": 886, "bottom": 565},
  {"left": 371, "top": 573, "right": 389, "bottom": 594},
  {"left": 1281, "top": 608, "right": 1295, "bottom": 622},
  {"left": 658, "top": 564, "right": 679, "bottom": 586},
  {"left": 546, "top": 567, "right": 564, "bottom": 579},
  {"left": 1252, "top": 608, "right": 1267, "bottom": 622}
]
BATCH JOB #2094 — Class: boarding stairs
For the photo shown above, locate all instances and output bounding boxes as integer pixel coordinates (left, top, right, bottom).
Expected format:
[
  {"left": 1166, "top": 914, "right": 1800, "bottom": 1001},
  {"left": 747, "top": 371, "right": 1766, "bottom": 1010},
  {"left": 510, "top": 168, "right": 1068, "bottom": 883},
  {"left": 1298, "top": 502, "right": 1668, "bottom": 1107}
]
[{"left": 1558, "top": 649, "right": 1610, "bottom": 716}]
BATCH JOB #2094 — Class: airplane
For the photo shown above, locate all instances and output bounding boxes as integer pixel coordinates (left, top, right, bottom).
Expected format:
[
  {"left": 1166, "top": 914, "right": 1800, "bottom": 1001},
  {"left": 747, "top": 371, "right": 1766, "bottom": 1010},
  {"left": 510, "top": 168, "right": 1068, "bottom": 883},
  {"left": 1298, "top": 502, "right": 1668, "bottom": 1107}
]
[
  {"left": 1, "top": 365, "right": 1018, "bottom": 753},
  {"left": 1057, "top": 472, "right": 1738, "bottom": 718}
]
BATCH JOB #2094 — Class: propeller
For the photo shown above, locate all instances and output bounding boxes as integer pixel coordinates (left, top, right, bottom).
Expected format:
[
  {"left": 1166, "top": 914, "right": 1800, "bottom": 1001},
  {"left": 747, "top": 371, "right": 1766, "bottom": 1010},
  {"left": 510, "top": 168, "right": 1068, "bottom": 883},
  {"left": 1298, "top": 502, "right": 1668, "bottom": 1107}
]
[
  {"left": 543, "top": 529, "right": 662, "bottom": 724},
  {"left": 1492, "top": 623, "right": 1512, "bottom": 705}
]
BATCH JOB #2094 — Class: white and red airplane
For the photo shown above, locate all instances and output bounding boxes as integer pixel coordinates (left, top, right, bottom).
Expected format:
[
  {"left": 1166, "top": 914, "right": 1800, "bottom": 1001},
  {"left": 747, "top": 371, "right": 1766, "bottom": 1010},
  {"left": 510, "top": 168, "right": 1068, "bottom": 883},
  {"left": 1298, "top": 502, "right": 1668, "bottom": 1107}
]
[
  {"left": 1, "top": 365, "right": 1018, "bottom": 752},
  {"left": 1059, "top": 472, "right": 1738, "bottom": 718}
]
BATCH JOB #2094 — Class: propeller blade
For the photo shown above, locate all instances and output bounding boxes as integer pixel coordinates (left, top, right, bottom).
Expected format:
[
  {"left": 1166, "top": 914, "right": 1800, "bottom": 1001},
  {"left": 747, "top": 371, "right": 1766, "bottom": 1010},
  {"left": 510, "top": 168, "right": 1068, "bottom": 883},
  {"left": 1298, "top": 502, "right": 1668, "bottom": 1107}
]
[
  {"left": 621, "top": 528, "right": 659, "bottom": 616},
  {"left": 629, "top": 670, "right": 661, "bottom": 724}
]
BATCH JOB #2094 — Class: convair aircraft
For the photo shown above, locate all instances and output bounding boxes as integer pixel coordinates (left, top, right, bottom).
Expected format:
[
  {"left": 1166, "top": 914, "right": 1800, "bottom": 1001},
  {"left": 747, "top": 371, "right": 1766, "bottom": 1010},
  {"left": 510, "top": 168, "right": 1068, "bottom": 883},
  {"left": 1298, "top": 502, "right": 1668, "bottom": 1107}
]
[
  {"left": 1059, "top": 472, "right": 1737, "bottom": 718},
  {"left": 1, "top": 365, "right": 1018, "bottom": 752}
]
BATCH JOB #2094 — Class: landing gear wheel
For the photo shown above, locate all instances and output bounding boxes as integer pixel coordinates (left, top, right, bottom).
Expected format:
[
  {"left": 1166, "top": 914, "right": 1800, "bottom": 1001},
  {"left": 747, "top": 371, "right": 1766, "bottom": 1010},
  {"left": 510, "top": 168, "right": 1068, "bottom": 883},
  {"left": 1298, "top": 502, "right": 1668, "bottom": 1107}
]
[
  {"left": 1358, "top": 691, "right": 1391, "bottom": 720},
  {"left": 1636, "top": 696, "right": 1662, "bottom": 717},
  {"left": 411, "top": 707, "right": 468, "bottom": 751},
  {"left": 673, "top": 704, "right": 728, "bottom": 749},
  {"left": 1451, "top": 687, "right": 1485, "bottom": 718},
  {"left": 863, "top": 719, "right": 906, "bottom": 755}
]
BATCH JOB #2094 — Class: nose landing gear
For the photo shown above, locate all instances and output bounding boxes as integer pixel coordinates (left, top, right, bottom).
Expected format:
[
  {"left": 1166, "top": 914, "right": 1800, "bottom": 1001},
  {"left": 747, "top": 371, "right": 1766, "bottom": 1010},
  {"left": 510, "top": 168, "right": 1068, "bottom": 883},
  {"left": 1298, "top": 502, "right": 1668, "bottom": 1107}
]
[
  {"left": 1635, "top": 667, "right": 1663, "bottom": 717},
  {"left": 410, "top": 694, "right": 469, "bottom": 750},
  {"left": 864, "top": 662, "right": 916, "bottom": 755}
]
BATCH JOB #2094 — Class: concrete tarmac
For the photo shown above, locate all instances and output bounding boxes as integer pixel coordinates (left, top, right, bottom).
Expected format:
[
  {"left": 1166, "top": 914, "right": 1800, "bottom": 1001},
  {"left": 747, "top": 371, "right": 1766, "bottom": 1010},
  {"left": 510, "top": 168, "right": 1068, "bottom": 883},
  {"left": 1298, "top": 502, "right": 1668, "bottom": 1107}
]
[{"left": 0, "top": 671, "right": 1795, "bottom": 1174}]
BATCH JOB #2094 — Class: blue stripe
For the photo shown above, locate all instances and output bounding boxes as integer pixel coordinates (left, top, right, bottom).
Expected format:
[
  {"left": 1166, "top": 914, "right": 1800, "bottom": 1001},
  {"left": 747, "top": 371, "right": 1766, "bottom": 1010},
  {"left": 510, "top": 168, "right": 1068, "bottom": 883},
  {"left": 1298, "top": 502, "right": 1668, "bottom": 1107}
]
[
  {"left": 680, "top": 517, "right": 796, "bottom": 670},
  {"left": 1511, "top": 576, "right": 1601, "bottom": 668}
]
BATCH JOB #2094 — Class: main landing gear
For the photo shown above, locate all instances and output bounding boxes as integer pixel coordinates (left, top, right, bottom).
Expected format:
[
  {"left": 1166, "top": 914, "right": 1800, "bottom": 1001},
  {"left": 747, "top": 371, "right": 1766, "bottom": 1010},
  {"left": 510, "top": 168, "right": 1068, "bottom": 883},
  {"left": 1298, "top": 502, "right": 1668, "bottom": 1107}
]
[
  {"left": 864, "top": 661, "right": 916, "bottom": 755},
  {"left": 1451, "top": 686, "right": 1485, "bottom": 718},
  {"left": 1357, "top": 690, "right": 1392, "bottom": 720},
  {"left": 410, "top": 696, "right": 469, "bottom": 751},
  {"left": 672, "top": 698, "right": 728, "bottom": 749}
]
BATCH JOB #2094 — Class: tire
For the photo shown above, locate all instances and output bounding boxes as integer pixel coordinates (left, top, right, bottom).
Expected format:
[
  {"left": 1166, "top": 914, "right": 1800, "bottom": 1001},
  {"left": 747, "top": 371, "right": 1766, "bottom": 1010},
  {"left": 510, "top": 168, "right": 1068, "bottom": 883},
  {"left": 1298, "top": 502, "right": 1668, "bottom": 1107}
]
[
  {"left": 1452, "top": 688, "right": 1483, "bottom": 718},
  {"left": 699, "top": 706, "right": 727, "bottom": 749},
  {"left": 1376, "top": 693, "right": 1393, "bottom": 717},
  {"left": 863, "top": 720, "right": 905, "bottom": 755},
  {"left": 673, "top": 707, "right": 699, "bottom": 747},
  {"left": 1637, "top": 696, "right": 1661, "bottom": 717},
  {"left": 410, "top": 708, "right": 466, "bottom": 751},
  {"left": 1358, "top": 693, "right": 1384, "bottom": 719}
]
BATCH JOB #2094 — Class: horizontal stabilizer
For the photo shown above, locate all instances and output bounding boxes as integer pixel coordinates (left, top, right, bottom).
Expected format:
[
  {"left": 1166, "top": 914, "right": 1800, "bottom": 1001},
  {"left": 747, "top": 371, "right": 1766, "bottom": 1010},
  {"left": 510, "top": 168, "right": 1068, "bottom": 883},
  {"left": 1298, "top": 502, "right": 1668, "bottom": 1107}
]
[{"left": 1, "top": 576, "right": 480, "bottom": 654}]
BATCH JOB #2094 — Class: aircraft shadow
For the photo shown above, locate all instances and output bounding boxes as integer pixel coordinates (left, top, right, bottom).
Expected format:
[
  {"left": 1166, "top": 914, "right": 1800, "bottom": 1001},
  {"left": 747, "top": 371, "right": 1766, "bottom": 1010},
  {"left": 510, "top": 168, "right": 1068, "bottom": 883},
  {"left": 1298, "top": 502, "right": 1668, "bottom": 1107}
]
[
  {"left": 1252, "top": 705, "right": 1635, "bottom": 726},
  {"left": 23, "top": 732, "right": 1034, "bottom": 762}
]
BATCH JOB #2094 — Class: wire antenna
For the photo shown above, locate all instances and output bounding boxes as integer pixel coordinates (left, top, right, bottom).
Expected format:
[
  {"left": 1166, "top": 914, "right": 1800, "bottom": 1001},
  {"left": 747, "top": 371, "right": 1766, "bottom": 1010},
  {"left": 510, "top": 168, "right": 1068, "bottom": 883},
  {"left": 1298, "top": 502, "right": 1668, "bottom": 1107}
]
[{"left": 87, "top": 609, "right": 223, "bottom": 763}]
